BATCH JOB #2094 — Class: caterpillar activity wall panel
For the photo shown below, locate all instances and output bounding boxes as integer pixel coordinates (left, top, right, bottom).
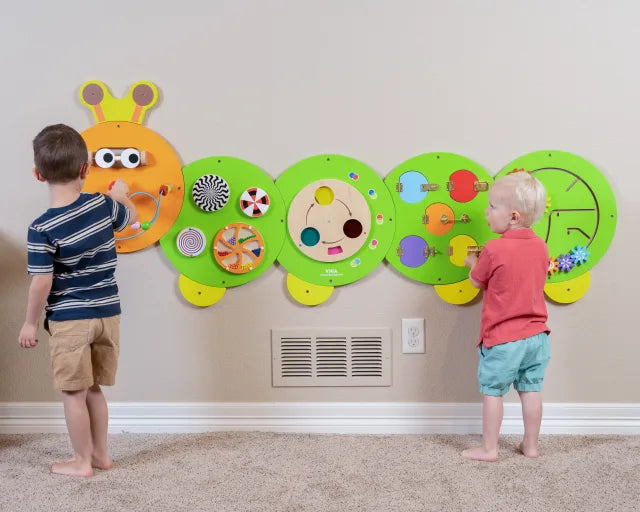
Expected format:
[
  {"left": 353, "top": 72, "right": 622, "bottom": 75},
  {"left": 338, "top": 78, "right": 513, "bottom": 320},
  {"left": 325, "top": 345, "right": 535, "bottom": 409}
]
[
  {"left": 77, "top": 82, "right": 618, "bottom": 307},
  {"left": 383, "top": 153, "right": 495, "bottom": 305},
  {"left": 79, "top": 81, "right": 185, "bottom": 253},
  {"left": 496, "top": 151, "right": 618, "bottom": 304},
  {"left": 159, "top": 157, "right": 286, "bottom": 307},
  {"left": 275, "top": 155, "right": 396, "bottom": 306}
]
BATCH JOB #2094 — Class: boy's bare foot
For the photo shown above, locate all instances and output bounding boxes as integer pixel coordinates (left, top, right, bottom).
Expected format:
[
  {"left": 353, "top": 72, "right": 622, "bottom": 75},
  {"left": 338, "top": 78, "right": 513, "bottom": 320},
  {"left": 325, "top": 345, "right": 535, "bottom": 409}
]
[
  {"left": 518, "top": 442, "right": 540, "bottom": 458},
  {"left": 51, "top": 459, "right": 94, "bottom": 477},
  {"left": 91, "top": 454, "right": 113, "bottom": 470},
  {"left": 461, "top": 446, "right": 498, "bottom": 462}
]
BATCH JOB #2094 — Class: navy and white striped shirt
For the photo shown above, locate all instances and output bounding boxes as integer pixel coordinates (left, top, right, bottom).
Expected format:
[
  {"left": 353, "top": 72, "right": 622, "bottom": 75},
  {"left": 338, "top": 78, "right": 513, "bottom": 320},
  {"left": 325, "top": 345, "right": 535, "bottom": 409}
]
[{"left": 27, "top": 193, "right": 130, "bottom": 321}]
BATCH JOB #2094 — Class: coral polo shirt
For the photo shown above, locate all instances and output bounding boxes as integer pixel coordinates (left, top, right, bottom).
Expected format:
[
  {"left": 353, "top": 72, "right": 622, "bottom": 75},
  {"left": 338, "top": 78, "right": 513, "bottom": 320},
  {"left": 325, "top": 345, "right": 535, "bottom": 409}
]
[{"left": 470, "top": 228, "right": 550, "bottom": 348}]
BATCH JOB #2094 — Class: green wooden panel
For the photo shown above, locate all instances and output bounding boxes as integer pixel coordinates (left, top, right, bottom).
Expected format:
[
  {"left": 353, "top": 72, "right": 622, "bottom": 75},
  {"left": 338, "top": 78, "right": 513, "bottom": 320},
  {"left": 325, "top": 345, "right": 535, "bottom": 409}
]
[
  {"left": 160, "top": 156, "right": 286, "bottom": 287},
  {"left": 276, "top": 155, "right": 395, "bottom": 286},
  {"left": 496, "top": 150, "right": 617, "bottom": 283},
  {"left": 384, "top": 152, "right": 494, "bottom": 285}
]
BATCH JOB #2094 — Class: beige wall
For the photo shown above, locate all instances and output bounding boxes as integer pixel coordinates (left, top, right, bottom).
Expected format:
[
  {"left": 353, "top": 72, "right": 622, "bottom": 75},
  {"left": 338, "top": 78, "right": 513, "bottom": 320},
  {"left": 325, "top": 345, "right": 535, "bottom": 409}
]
[{"left": 1, "top": 2, "right": 638, "bottom": 404}]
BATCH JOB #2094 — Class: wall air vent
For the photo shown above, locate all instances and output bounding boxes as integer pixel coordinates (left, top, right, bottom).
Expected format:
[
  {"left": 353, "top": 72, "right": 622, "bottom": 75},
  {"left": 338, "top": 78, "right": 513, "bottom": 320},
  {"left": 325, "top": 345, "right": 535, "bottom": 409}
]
[{"left": 271, "top": 328, "right": 391, "bottom": 387}]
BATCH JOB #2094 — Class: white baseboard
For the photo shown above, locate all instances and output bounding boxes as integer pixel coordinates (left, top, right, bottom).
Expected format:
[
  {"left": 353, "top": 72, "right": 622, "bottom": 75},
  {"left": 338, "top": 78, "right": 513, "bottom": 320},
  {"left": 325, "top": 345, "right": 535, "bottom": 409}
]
[{"left": 0, "top": 402, "right": 638, "bottom": 435}]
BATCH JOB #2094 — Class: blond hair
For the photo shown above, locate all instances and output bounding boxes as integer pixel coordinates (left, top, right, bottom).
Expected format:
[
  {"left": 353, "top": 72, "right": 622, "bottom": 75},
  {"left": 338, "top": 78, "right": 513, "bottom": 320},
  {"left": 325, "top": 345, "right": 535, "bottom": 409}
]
[{"left": 493, "top": 171, "right": 547, "bottom": 227}]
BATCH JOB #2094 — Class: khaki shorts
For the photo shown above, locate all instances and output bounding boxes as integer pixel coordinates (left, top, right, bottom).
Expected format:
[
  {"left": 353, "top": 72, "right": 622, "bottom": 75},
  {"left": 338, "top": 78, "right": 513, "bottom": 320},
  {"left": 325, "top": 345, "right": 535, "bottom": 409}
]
[{"left": 45, "top": 315, "right": 120, "bottom": 391}]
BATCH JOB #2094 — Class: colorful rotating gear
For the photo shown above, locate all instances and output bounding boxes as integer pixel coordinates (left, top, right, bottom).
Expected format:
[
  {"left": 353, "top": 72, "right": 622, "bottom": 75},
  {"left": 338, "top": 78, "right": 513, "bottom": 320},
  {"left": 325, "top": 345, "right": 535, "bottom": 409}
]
[
  {"left": 192, "top": 174, "right": 230, "bottom": 212},
  {"left": 240, "top": 187, "right": 270, "bottom": 217},
  {"left": 556, "top": 253, "right": 575, "bottom": 272},
  {"left": 548, "top": 257, "right": 559, "bottom": 275},
  {"left": 570, "top": 245, "right": 589, "bottom": 265},
  {"left": 213, "top": 223, "right": 265, "bottom": 274},
  {"left": 176, "top": 227, "right": 206, "bottom": 257}
]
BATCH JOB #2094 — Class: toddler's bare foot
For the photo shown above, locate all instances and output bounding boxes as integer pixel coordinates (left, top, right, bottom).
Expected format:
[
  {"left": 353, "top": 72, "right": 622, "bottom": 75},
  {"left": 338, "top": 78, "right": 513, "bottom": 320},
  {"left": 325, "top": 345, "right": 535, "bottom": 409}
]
[
  {"left": 518, "top": 442, "right": 540, "bottom": 458},
  {"left": 51, "top": 459, "right": 94, "bottom": 477},
  {"left": 91, "top": 454, "right": 113, "bottom": 470},
  {"left": 461, "top": 446, "right": 498, "bottom": 462}
]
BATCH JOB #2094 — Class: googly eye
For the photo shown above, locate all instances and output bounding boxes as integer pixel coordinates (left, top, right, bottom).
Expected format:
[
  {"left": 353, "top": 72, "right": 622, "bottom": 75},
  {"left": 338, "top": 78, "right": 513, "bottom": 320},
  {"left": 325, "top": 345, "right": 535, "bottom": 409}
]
[
  {"left": 95, "top": 148, "right": 116, "bottom": 168},
  {"left": 120, "top": 148, "right": 141, "bottom": 169}
]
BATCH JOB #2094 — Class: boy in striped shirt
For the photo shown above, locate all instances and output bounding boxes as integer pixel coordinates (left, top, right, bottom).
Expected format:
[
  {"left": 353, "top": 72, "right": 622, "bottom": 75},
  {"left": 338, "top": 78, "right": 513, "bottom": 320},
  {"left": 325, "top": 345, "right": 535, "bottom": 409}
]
[{"left": 18, "top": 124, "right": 138, "bottom": 477}]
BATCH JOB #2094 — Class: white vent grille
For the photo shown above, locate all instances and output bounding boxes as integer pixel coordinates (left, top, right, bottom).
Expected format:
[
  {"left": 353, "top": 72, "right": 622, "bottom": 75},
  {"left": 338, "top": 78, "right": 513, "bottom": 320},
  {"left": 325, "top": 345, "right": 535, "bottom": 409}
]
[
  {"left": 281, "top": 337, "right": 312, "bottom": 378},
  {"left": 272, "top": 329, "right": 391, "bottom": 387}
]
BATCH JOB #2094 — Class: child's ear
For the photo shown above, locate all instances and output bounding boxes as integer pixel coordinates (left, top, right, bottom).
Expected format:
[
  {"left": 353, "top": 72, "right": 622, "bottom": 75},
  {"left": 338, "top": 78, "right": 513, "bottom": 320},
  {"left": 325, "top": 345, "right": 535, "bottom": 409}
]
[
  {"left": 79, "top": 162, "right": 89, "bottom": 179},
  {"left": 33, "top": 168, "right": 47, "bottom": 182},
  {"left": 510, "top": 210, "right": 521, "bottom": 224}
]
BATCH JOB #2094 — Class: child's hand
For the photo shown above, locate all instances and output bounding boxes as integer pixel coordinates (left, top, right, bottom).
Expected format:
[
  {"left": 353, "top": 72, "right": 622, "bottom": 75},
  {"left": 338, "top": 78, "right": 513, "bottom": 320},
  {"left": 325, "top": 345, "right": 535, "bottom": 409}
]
[
  {"left": 464, "top": 254, "right": 478, "bottom": 269},
  {"left": 18, "top": 322, "right": 38, "bottom": 348},
  {"left": 107, "top": 178, "right": 130, "bottom": 201}
]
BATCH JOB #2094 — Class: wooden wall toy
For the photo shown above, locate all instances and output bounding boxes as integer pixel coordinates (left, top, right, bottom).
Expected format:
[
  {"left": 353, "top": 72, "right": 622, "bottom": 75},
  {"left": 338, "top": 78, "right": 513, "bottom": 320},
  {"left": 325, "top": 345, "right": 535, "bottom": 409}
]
[
  {"left": 79, "top": 81, "right": 185, "bottom": 253},
  {"left": 384, "top": 153, "right": 494, "bottom": 305},
  {"left": 495, "top": 151, "right": 617, "bottom": 304},
  {"left": 72, "top": 81, "right": 618, "bottom": 307},
  {"left": 159, "top": 157, "right": 286, "bottom": 307},
  {"left": 275, "top": 155, "right": 395, "bottom": 305}
]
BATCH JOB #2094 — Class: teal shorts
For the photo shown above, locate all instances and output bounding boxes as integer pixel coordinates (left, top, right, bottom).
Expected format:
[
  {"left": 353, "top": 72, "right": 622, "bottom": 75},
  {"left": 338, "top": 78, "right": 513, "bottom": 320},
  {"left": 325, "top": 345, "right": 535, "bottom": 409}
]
[{"left": 477, "top": 333, "right": 550, "bottom": 397}]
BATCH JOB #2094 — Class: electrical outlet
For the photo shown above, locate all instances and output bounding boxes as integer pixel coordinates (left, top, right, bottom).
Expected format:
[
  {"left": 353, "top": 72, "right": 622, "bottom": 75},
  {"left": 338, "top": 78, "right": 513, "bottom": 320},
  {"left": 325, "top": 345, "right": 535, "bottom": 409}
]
[{"left": 402, "top": 318, "right": 425, "bottom": 353}]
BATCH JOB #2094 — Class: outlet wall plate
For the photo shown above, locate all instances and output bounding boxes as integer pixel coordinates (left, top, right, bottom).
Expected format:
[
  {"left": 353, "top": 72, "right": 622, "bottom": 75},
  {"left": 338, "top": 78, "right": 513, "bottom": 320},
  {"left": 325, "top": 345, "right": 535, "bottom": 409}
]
[{"left": 401, "top": 318, "right": 425, "bottom": 353}]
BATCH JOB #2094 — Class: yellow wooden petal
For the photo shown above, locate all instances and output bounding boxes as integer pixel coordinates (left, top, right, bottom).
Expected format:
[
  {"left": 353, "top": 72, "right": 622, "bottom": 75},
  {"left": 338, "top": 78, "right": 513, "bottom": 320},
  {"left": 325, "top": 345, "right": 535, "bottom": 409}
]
[
  {"left": 434, "top": 279, "right": 480, "bottom": 305},
  {"left": 178, "top": 274, "right": 226, "bottom": 307},
  {"left": 544, "top": 272, "right": 590, "bottom": 304},
  {"left": 286, "top": 273, "right": 334, "bottom": 306},
  {"left": 448, "top": 234, "right": 478, "bottom": 267}
]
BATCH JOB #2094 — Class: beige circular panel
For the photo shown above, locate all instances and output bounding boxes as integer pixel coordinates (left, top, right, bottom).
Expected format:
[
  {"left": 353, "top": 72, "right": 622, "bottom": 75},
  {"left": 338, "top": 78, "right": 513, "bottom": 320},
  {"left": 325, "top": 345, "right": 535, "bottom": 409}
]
[{"left": 288, "top": 179, "right": 371, "bottom": 262}]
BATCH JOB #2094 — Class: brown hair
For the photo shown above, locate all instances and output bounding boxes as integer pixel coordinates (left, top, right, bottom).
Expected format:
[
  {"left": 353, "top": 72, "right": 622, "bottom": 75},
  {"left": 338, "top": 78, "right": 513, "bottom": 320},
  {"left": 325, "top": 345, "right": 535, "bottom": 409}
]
[{"left": 32, "top": 124, "right": 88, "bottom": 184}]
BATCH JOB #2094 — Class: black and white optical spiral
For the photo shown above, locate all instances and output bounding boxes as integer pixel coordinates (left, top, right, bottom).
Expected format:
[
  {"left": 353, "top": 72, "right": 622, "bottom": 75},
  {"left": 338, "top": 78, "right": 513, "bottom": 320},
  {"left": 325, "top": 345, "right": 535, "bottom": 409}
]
[
  {"left": 192, "top": 174, "right": 230, "bottom": 212},
  {"left": 176, "top": 227, "right": 206, "bottom": 257}
]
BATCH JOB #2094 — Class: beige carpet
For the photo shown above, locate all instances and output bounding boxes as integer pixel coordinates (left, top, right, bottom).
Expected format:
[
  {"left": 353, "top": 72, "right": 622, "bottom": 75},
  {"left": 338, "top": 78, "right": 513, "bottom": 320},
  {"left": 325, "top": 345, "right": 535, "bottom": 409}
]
[{"left": 1, "top": 433, "right": 638, "bottom": 511}]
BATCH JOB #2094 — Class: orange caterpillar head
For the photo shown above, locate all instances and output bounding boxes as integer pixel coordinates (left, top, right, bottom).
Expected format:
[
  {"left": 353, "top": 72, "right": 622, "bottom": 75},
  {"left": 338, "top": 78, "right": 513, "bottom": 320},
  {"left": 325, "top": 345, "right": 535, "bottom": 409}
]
[{"left": 79, "top": 81, "right": 184, "bottom": 253}]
